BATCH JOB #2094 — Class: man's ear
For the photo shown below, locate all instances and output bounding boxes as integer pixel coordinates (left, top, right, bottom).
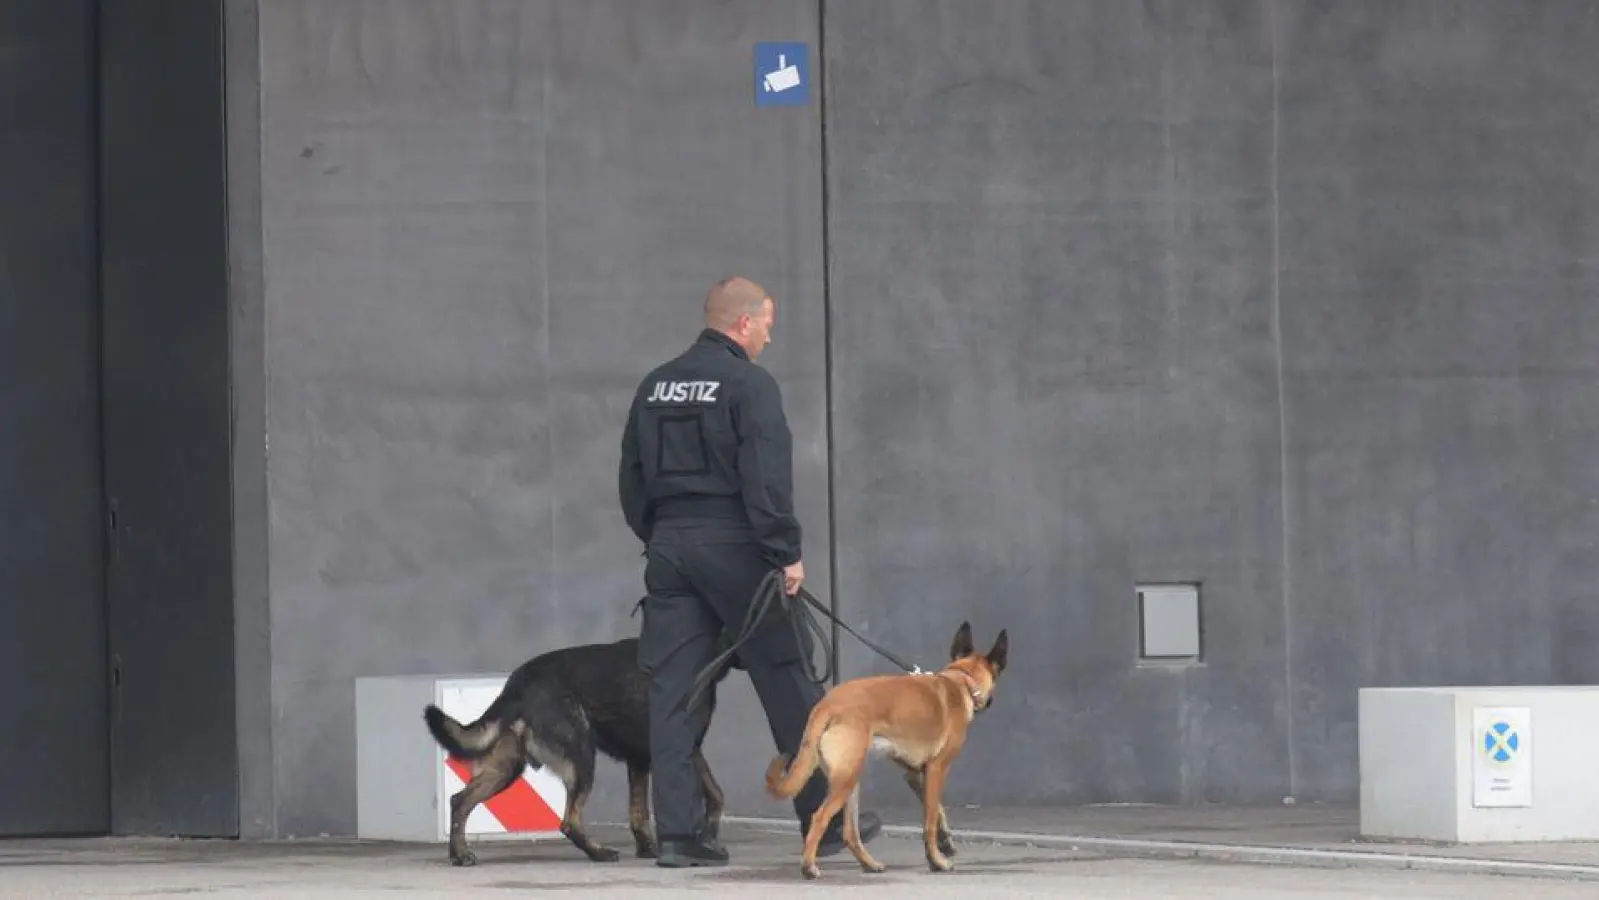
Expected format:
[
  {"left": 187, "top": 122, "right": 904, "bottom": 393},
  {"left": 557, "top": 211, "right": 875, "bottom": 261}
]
[
  {"left": 950, "top": 621, "right": 974, "bottom": 660},
  {"left": 986, "top": 629, "right": 1008, "bottom": 674}
]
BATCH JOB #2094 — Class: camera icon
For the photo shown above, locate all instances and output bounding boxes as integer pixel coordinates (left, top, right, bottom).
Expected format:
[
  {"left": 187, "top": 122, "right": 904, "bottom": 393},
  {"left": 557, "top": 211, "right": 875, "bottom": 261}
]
[
  {"left": 754, "top": 42, "right": 808, "bottom": 107},
  {"left": 763, "top": 54, "right": 801, "bottom": 94}
]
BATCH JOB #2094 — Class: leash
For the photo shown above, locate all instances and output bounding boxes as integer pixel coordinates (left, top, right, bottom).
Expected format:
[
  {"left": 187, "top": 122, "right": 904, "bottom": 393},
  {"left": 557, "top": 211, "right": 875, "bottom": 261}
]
[{"left": 672, "top": 568, "right": 926, "bottom": 715}]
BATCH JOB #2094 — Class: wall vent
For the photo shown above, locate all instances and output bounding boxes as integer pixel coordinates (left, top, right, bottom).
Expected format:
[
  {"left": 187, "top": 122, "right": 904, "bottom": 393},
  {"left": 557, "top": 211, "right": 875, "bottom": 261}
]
[{"left": 1137, "top": 583, "right": 1202, "bottom": 662}]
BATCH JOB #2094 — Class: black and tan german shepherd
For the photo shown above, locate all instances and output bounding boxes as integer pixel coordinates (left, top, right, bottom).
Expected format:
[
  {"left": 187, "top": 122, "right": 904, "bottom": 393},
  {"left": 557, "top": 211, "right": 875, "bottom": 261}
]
[{"left": 422, "top": 635, "right": 737, "bottom": 866}]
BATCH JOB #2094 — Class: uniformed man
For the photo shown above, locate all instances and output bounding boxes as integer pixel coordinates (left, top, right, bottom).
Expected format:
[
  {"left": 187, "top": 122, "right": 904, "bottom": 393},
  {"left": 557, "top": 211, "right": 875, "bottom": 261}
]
[{"left": 619, "top": 276, "right": 882, "bottom": 867}]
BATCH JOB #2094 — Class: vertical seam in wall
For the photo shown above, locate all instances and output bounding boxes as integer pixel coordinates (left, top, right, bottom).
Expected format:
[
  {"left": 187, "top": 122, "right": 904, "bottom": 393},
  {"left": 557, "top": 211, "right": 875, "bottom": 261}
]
[
  {"left": 540, "top": 9, "right": 556, "bottom": 617},
  {"left": 218, "top": 0, "right": 239, "bottom": 839},
  {"left": 89, "top": 0, "right": 114, "bottom": 835},
  {"left": 817, "top": 0, "right": 840, "bottom": 685},
  {"left": 1269, "top": 0, "right": 1298, "bottom": 799},
  {"left": 258, "top": 7, "right": 281, "bottom": 836}
]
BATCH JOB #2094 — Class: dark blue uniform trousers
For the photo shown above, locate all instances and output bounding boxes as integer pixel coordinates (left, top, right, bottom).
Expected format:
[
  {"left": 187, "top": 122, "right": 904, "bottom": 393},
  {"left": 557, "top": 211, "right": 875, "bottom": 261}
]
[{"left": 636, "top": 521, "right": 830, "bottom": 841}]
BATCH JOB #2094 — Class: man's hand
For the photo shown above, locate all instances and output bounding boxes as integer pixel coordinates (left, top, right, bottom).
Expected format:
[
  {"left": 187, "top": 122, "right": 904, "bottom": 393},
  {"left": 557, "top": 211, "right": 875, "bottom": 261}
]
[{"left": 783, "top": 560, "right": 805, "bottom": 596}]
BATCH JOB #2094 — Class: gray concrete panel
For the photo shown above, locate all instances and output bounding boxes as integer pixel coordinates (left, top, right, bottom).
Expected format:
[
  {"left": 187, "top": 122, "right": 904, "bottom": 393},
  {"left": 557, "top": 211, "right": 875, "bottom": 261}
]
[
  {"left": 257, "top": 0, "right": 825, "bottom": 835},
  {"left": 540, "top": 0, "right": 829, "bottom": 829},
  {"left": 822, "top": 0, "right": 1289, "bottom": 807},
  {"left": 1276, "top": 0, "right": 1599, "bottom": 801}
]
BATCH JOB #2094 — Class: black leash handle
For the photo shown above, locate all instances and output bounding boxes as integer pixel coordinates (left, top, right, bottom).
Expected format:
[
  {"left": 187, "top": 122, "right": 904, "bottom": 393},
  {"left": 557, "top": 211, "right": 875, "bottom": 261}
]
[{"left": 673, "top": 569, "right": 924, "bottom": 715}]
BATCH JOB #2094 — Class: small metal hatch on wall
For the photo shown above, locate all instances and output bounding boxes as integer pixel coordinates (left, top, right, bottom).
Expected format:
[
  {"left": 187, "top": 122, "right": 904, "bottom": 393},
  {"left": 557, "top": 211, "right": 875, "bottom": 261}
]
[{"left": 1137, "top": 582, "right": 1202, "bottom": 663}]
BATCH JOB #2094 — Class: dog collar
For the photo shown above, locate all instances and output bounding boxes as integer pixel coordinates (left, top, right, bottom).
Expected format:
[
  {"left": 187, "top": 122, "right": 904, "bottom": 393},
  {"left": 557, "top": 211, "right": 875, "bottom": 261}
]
[{"left": 952, "top": 670, "right": 985, "bottom": 704}]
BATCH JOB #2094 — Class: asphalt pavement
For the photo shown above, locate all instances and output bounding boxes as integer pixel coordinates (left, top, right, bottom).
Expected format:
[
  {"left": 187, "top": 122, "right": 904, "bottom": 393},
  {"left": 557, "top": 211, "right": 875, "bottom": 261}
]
[{"left": 5, "top": 822, "right": 1599, "bottom": 899}]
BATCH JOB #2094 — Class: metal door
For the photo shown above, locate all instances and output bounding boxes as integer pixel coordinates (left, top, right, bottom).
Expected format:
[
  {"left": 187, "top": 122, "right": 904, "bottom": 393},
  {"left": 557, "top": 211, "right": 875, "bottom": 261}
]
[{"left": 0, "top": 0, "right": 111, "bottom": 838}]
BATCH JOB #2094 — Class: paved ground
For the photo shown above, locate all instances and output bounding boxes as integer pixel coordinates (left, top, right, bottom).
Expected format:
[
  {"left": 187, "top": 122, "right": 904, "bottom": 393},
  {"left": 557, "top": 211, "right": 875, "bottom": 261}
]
[
  {"left": 838, "top": 802, "right": 1599, "bottom": 867},
  {"left": 5, "top": 822, "right": 1599, "bottom": 899}
]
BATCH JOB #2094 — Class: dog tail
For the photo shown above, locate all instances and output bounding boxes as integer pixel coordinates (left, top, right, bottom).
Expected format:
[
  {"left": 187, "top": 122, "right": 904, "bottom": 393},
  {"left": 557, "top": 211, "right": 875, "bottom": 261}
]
[
  {"left": 423, "top": 698, "right": 510, "bottom": 761},
  {"left": 765, "top": 714, "right": 830, "bottom": 800}
]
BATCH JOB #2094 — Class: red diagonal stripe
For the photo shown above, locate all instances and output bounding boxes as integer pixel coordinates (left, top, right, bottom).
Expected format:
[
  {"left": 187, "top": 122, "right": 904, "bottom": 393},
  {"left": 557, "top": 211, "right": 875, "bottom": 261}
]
[{"left": 444, "top": 757, "right": 563, "bottom": 831}]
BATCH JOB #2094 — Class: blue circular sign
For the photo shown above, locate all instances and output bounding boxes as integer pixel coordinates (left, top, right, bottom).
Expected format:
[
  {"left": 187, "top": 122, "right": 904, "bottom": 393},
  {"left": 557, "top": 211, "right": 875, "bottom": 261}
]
[{"left": 1483, "top": 721, "right": 1520, "bottom": 763}]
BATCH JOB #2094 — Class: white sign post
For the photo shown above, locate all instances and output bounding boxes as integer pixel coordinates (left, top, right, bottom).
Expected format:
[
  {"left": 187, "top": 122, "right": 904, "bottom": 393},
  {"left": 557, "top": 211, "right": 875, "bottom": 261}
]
[{"left": 1472, "top": 706, "right": 1531, "bottom": 808}]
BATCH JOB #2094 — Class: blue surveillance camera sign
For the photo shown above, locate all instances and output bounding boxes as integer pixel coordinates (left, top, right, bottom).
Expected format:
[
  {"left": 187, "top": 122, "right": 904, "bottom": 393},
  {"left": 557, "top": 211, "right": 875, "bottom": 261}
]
[{"left": 755, "top": 42, "right": 809, "bottom": 107}]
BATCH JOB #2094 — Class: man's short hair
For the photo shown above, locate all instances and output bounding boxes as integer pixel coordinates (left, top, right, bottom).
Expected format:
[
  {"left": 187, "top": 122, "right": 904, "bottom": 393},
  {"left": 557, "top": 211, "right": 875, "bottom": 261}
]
[{"left": 705, "top": 276, "right": 769, "bottom": 329}]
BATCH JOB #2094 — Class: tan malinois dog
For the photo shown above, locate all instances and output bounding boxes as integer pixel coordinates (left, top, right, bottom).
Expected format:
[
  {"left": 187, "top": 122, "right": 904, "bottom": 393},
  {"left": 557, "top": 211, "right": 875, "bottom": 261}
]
[{"left": 765, "top": 621, "right": 1009, "bottom": 879}]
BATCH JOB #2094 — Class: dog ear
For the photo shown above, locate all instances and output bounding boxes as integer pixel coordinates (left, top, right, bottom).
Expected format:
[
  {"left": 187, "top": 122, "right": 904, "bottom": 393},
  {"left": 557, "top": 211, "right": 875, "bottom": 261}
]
[
  {"left": 950, "top": 621, "right": 974, "bottom": 660},
  {"left": 986, "top": 629, "right": 1008, "bottom": 674}
]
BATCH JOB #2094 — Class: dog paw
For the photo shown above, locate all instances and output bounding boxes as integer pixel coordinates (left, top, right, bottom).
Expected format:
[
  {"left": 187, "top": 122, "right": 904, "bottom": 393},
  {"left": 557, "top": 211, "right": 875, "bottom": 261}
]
[
  {"left": 449, "top": 850, "right": 478, "bottom": 868},
  {"left": 862, "top": 861, "right": 887, "bottom": 874},
  {"left": 927, "top": 855, "right": 954, "bottom": 873},
  {"left": 635, "top": 843, "right": 659, "bottom": 860},
  {"left": 590, "top": 847, "right": 622, "bottom": 863},
  {"left": 938, "top": 834, "right": 958, "bottom": 857},
  {"left": 802, "top": 863, "right": 821, "bottom": 880}
]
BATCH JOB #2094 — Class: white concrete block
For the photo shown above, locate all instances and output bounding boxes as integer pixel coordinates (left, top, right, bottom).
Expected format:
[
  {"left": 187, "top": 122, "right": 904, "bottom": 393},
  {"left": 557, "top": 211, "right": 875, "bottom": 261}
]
[
  {"left": 1359, "top": 686, "right": 1599, "bottom": 843},
  {"left": 355, "top": 673, "right": 567, "bottom": 843}
]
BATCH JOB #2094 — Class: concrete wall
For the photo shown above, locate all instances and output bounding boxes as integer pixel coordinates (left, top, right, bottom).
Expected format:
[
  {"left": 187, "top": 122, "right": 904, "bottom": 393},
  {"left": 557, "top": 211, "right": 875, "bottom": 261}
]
[
  {"left": 829, "top": 0, "right": 1599, "bottom": 811},
  {"left": 827, "top": 0, "right": 1287, "bottom": 807},
  {"left": 224, "top": 0, "right": 1599, "bottom": 833},
  {"left": 1276, "top": 0, "right": 1599, "bottom": 801},
  {"left": 252, "top": 0, "right": 827, "bottom": 835}
]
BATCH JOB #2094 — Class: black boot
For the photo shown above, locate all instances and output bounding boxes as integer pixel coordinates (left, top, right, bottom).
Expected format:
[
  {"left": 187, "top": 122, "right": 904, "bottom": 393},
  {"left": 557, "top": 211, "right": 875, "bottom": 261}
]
[
  {"left": 815, "top": 810, "right": 882, "bottom": 857},
  {"left": 656, "top": 833, "right": 730, "bottom": 868}
]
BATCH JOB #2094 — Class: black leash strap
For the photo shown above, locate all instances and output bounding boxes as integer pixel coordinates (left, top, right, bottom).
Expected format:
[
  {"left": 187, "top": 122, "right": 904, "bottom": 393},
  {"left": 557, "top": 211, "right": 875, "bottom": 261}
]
[
  {"left": 673, "top": 569, "right": 924, "bottom": 715},
  {"left": 793, "top": 584, "right": 926, "bottom": 677}
]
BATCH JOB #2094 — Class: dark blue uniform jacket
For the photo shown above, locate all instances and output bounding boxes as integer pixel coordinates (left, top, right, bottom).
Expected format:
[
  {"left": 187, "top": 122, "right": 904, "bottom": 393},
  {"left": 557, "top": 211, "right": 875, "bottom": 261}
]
[{"left": 618, "top": 328, "right": 802, "bottom": 568}]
